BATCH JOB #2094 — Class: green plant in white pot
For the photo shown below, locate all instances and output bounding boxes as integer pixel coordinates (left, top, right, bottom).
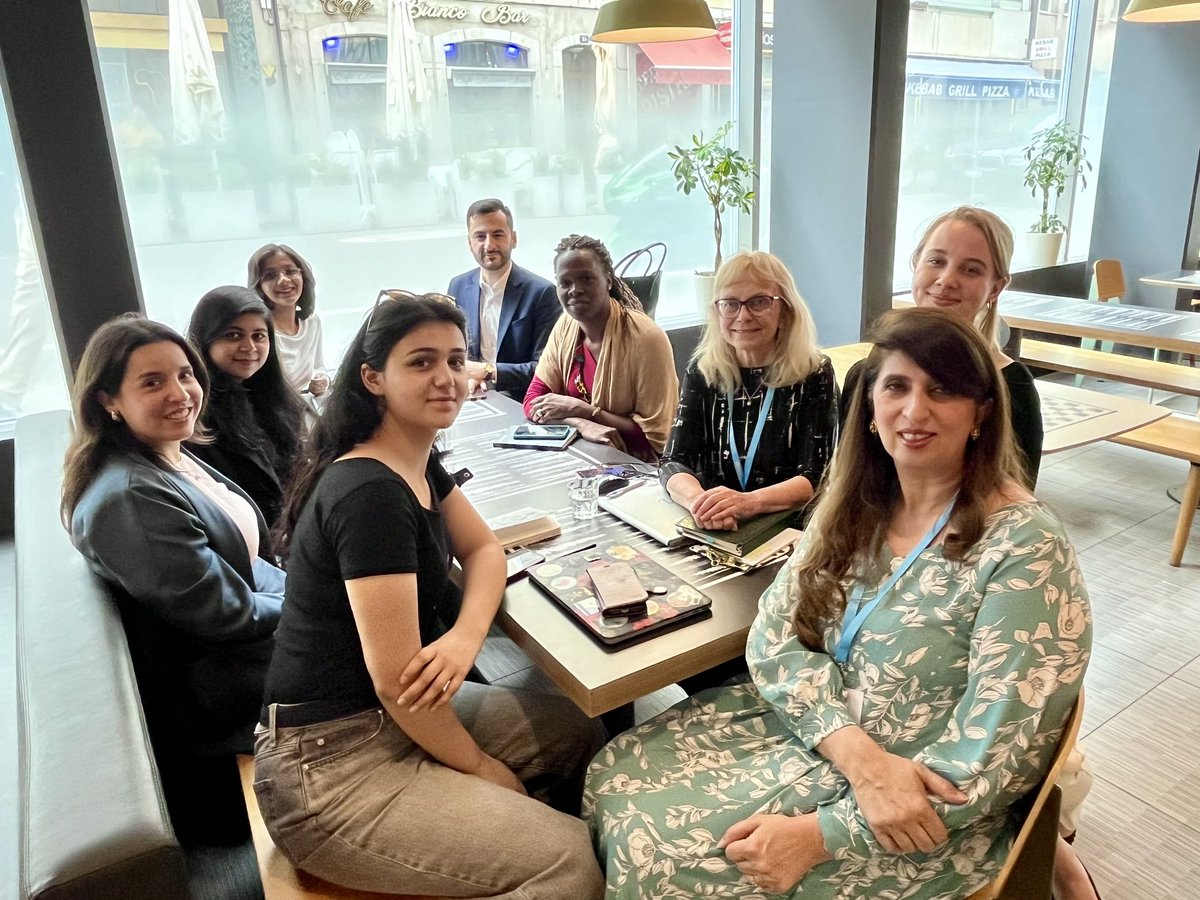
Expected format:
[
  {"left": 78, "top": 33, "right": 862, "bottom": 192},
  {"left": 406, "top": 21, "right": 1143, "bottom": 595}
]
[
  {"left": 668, "top": 121, "right": 758, "bottom": 303},
  {"left": 1022, "top": 120, "right": 1091, "bottom": 268}
]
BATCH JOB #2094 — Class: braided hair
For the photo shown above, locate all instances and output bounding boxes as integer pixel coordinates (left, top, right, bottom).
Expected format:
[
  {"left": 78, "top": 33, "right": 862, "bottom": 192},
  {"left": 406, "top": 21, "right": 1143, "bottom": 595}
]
[{"left": 552, "top": 234, "right": 643, "bottom": 312}]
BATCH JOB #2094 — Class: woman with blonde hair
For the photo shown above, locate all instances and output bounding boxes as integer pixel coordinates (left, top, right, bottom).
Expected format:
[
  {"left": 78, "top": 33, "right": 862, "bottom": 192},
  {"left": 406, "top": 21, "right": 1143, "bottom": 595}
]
[
  {"left": 660, "top": 251, "right": 837, "bottom": 530},
  {"left": 841, "top": 206, "right": 1042, "bottom": 486}
]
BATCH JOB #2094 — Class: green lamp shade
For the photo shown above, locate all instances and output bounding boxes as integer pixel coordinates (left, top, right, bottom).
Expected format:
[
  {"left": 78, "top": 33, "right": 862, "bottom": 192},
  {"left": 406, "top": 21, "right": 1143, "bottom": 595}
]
[
  {"left": 592, "top": 0, "right": 718, "bottom": 43},
  {"left": 1123, "top": 0, "right": 1200, "bottom": 21}
]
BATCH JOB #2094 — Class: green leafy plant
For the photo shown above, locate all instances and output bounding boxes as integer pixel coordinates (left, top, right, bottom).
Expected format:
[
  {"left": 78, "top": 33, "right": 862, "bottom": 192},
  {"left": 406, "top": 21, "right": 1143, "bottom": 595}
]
[
  {"left": 1023, "top": 120, "right": 1091, "bottom": 234},
  {"left": 668, "top": 121, "right": 758, "bottom": 273}
]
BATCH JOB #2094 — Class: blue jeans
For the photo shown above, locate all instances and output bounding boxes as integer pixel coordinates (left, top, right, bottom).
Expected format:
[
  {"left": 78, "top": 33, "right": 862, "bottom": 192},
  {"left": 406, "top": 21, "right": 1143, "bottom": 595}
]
[{"left": 253, "top": 683, "right": 605, "bottom": 898}]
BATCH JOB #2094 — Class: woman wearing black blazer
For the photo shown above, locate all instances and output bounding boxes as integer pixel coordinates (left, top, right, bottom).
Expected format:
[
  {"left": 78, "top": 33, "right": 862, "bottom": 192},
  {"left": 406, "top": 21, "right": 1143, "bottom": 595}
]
[{"left": 63, "top": 316, "right": 285, "bottom": 837}]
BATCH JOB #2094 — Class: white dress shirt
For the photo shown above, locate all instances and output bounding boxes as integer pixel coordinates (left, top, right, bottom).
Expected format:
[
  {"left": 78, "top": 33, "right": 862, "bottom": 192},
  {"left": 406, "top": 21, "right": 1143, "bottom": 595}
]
[{"left": 478, "top": 263, "right": 512, "bottom": 366}]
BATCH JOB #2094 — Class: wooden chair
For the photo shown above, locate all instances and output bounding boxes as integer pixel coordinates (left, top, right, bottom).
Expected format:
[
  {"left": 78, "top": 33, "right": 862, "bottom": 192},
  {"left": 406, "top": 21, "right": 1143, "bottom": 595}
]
[
  {"left": 966, "top": 692, "right": 1085, "bottom": 900},
  {"left": 1078, "top": 259, "right": 1125, "bottom": 383},
  {"left": 237, "top": 754, "right": 441, "bottom": 900}
]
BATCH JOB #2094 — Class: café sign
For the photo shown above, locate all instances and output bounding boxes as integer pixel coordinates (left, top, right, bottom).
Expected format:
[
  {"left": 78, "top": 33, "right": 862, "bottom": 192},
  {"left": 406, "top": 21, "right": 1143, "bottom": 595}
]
[{"left": 322, "top": 0, "right": 534, "bottom": 24}]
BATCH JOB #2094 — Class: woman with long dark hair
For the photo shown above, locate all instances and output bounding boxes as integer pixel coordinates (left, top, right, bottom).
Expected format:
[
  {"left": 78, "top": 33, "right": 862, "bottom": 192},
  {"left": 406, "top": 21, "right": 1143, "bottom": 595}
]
[
  {"left": 587, "top": 308, "right": 1090, "bottom": 898},
  {"left": 247, "top": 242, "right": 329, "bottom": 396},
  {"left": 64, "top": 315, "right": 285, "bottom": 835},
  {"left": 255, "top": 294, "right": 604, "bottom": 897},
  {"left": 187, "top": 285, "right": 306, "bottom": 531}
]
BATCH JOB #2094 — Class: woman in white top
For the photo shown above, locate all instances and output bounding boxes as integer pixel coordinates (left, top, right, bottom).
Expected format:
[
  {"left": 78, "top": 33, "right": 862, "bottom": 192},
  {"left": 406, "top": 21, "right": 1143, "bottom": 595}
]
[{"left": 248, "top": 243, "right": 329, "bottom": 397}]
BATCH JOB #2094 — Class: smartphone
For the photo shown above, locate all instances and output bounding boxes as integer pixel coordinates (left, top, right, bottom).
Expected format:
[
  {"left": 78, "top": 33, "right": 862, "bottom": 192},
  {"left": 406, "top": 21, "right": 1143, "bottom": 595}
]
[
  {"left": 505, "top": 547, "right": 545, "bottom": 580},
  {"left": 513, "top": 424, "right": 571, "bottom": 440},
  {"left": 587, "top": 562, "right": 649, "bottom": 617}
]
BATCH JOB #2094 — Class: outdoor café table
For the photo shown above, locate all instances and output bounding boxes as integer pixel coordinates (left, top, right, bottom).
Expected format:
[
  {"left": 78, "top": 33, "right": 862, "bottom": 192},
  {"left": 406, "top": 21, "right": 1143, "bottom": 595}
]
[{"left": 445, "top": 392, "right": 780, "bottom": 718}]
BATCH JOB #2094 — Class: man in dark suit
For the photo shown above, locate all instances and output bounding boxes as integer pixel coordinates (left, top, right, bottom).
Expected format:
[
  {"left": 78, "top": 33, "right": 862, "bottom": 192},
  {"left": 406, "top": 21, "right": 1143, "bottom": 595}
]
[{"left": 447, "top": 198, "right": 560, "bottom": 400}]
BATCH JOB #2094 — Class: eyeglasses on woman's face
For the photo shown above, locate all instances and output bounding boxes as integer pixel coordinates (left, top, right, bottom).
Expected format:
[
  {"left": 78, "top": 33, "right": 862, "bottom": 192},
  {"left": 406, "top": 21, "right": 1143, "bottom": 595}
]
[
  {"left": 259, "top": 266, "right": 303, "bottom": 283},
  {"left": 713, "top": 295, "right": 781, "bottom": 318},
  {"left": 367, "top": 289, "right": 457, "bottom": 329}
]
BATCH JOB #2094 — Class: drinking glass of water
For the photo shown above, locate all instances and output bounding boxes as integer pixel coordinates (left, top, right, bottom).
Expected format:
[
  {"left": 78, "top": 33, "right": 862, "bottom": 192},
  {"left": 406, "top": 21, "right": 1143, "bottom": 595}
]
[{"left": 569, "top": 476, "right": 600, "bottom": 521}]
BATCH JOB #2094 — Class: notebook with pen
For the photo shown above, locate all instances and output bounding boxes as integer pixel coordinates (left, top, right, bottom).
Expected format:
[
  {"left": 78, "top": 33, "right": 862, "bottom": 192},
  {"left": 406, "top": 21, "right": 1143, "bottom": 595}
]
[{"left": 527, "top": 539, "right": 712, "bottom": 648}]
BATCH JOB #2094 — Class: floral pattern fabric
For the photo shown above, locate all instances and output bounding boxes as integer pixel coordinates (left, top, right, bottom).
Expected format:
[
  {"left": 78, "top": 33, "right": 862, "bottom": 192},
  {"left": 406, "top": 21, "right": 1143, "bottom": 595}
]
[{"left": 586, "top": 500, "right": 1091, "bottom": 899}]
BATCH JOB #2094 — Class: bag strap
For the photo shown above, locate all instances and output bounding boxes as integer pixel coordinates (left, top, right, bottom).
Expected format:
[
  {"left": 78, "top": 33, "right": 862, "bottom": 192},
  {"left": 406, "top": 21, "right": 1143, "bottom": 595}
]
[{"left": 614, "top": 242, "right": 668, "bottom": 278}]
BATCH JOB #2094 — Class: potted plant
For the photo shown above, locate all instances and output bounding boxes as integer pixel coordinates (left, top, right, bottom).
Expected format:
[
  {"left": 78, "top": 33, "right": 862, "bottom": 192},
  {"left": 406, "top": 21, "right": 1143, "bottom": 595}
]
[
  {"left": 1022, "top": 120, "right": 1091, "bottom": 268},
  {"left": 668, "top": 121, "right": 758, "bottom": 303}
]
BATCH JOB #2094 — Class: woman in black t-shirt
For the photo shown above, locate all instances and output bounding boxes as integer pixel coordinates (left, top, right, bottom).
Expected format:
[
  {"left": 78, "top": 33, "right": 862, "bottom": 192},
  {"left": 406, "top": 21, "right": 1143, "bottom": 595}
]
[{"left": 254, "top": 295, "right": 604, "bottom": 898}]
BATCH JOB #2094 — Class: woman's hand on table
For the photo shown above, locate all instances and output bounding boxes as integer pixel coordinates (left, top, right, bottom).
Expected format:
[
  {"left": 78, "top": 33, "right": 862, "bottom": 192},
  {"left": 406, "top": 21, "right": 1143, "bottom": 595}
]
[
  {"left": 720, "top": 813, "right": 830, "bottom": 893},
  {"left": 848, "top": 750, "right": 967, "bottom": 853},
  {"left": 528, "top": 393, "right": 588, "bottom": 422},
  {"left": 576, "top": 419, "right": 626, "bottom": 452},
  {"left": 396, "top": 628, "right": 482, "bottom": 712},
  {"left": 691, "top": 486, "right": 759, "bottom": 530}
]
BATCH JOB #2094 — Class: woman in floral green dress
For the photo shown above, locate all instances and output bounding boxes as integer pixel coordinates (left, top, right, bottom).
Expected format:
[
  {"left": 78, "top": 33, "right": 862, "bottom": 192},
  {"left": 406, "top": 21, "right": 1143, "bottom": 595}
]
[{"left": 586, "top": 308, "right": 1091, "bottom": 899}]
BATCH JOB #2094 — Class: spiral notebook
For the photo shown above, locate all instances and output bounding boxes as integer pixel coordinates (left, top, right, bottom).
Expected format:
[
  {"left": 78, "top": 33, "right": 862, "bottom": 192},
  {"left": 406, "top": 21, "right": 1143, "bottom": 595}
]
[{"left": 527, "top": 539, "right": 711, "bottom": 648}]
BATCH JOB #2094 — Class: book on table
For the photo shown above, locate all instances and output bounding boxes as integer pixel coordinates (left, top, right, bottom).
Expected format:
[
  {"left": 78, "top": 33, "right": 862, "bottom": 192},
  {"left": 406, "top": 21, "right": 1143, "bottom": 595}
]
[
  {"left": 485, "top": 507, "right": 561, "bottom": 551},
  {"left": 675, "top": 509, "right": 795, "bottom": 558},
  {"left": 492, "top": 423, "right": 579, "bottom": 451}
]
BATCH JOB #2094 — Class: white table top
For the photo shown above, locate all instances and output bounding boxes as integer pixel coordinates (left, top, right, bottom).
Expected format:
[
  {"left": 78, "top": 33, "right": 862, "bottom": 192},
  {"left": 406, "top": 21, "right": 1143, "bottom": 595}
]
[
  {"left": 1139, "top": 270, "right": 1200, "bottom": 290},
  {"left": 449, "top": 394, "right": 779, "bottom": 717}
]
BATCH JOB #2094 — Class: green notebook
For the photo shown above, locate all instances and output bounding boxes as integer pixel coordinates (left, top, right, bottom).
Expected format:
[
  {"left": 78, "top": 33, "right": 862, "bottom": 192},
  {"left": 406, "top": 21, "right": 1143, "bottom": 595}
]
[{"left": 675, "top": 509, "right": 795, "bottom": 558}]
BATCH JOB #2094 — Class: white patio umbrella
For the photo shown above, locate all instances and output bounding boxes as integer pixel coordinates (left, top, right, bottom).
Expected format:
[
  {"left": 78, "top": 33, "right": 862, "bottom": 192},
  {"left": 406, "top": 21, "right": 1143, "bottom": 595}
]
[
  {"left": 168, "top": 0, "right": 226, "bottom": 144},
  {"left": 385, "top": 0, "right": 430, "bottom": 144}
]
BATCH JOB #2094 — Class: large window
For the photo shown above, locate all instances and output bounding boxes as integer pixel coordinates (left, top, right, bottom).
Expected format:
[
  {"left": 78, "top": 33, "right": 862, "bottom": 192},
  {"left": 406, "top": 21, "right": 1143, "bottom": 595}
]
[
  {"left": 895, "top": 0, "right": 1110, "bottom": 285},
  {"left": 0, "top": 95, "right": 68, "bottom": 425},
  {"left": 88, "top": 0, "right": 734, "bottom": 357}
]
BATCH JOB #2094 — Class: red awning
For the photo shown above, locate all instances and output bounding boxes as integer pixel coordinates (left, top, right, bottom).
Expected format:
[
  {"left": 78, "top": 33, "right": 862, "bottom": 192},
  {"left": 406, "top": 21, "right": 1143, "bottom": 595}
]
[{"left": 638, "top": 37, "right": 731, "bottom": 85}]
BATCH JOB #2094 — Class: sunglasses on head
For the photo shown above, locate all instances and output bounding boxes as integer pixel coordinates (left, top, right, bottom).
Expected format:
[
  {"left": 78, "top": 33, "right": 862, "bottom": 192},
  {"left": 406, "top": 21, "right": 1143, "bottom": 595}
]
[{"left": 367, "top": 289, "right": 457, "bottom": 329}]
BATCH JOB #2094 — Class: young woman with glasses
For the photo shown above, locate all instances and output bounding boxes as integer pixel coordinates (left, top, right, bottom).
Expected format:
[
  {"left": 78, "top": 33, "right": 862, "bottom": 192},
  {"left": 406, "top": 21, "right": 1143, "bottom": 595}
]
[
  {"left": 254, "top": 293, "right": 605, "bottom": 897},
  {"left": 523, "top": 234, "right": 678, "bottom": 461},
  {"left": 247, "top": 243, "right": 329, "bottom": 397},
  {"left": 659, "top": 251, "right": 838, "bottom": 531}
]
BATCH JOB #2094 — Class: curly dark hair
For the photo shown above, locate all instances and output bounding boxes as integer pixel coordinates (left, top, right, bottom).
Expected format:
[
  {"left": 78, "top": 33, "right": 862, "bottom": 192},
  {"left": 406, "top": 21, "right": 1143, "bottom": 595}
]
[{"left": 552, "top": 234, "right": 643, "bottom": 312}]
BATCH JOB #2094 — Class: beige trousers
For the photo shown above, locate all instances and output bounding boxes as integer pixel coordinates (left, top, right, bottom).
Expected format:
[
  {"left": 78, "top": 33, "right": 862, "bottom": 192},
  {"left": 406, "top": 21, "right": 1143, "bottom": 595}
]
[{"left": 254, "top": 684, "right": 605, "bottom": 899}]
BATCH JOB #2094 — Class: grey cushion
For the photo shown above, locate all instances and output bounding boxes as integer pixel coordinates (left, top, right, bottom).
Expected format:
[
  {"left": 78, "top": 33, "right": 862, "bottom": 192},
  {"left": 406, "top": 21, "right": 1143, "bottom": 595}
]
[{"left": 16, "top": 411, "right": 188, "bottom": 900}]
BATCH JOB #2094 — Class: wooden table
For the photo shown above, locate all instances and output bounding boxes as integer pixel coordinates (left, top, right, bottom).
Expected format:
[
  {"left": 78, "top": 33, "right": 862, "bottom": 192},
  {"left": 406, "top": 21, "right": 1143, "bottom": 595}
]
[
  {"left": 448, "top": 394, "right": 779, "bottom": 717},
  {"left": 896, "top": 290, "right": 1200, "bottom": 356},
  {"left": 821, "top": 342, "right": 1170, "bottom": 453}
]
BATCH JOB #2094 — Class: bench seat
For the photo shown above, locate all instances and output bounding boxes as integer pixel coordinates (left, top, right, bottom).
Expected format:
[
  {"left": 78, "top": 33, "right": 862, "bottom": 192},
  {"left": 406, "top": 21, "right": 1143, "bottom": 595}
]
[
  {"left": 1108, "top": 414, "right": 1200, "bottom": 566},
  {"left": 1020, "top": 340, "right": 1200, "bottom": 397}
]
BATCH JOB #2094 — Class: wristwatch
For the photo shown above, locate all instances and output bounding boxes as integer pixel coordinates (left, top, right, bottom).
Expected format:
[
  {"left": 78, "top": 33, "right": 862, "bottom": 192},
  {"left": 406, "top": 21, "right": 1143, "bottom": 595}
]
[{"left": 483, "top": 362, "right": 495, "bottom": 382}]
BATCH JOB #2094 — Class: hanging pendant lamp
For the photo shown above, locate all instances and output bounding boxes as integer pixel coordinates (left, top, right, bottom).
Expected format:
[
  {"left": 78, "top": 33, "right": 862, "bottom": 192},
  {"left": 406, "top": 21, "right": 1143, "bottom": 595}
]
[
  {"left": 592, "top": 0, "right": 718, "bottom": 43},
  {"left": 1123, "top": 0, "right": 1200, "bottom": 22}
]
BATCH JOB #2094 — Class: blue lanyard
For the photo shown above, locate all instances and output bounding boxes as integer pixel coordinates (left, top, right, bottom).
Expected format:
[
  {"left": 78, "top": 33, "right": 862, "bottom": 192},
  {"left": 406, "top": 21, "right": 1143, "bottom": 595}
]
[
  {"left": 833, "top": 496, "right": 957, "bottom": 664},
  {"left": 726, "top": 385, "right": 775, "bottom": 491}
]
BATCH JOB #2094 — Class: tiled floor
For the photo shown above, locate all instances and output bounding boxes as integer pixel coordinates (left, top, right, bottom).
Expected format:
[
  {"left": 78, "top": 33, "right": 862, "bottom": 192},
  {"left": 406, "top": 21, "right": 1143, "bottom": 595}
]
[{"left": 481, "top": 377, "right": 1200, "bottom": 899}]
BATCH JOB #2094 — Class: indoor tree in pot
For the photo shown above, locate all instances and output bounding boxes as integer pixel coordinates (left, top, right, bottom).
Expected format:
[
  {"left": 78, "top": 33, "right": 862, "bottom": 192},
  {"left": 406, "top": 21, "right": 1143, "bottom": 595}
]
[
  {"left": 668, "top": 121, "right": 758, "bottom": 304},
  {"left": 1023, "top": 120, "right": 1090, "bottom": 268}
]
